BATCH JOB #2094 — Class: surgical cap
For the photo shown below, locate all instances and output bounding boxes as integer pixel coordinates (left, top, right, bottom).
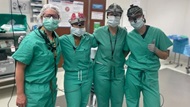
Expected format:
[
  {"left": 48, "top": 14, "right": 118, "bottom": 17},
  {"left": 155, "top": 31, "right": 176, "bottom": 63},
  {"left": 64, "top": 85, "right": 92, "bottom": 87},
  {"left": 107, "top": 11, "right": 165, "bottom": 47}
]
[
  {"left": 106, "top": 3, "right": 123, "bottom": 14},
  {"left": 38, "top": 4, "right": 61, "bottom": 20},
  {"left": 127, "top": 4, "right": 143, "bottom": 17},
  {"left": 69, "top": 12, "right": 86, "bottom": 24}
]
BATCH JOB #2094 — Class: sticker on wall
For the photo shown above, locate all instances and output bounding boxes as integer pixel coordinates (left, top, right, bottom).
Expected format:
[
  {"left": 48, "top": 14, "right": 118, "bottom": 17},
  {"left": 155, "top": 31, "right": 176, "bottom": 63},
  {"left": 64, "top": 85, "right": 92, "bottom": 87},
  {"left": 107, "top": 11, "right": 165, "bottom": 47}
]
[
  {"left": 11, "top": 0, "right": 30, "bottom": 13},
  {"left": 92, "top": 4, "right": 103, "bottom": 10},
  {"left": 94, "top": 22, "right": 100, "bottom": 31},
  {"left": 91, "top": 11, "right": 103, "bottom": 20}
]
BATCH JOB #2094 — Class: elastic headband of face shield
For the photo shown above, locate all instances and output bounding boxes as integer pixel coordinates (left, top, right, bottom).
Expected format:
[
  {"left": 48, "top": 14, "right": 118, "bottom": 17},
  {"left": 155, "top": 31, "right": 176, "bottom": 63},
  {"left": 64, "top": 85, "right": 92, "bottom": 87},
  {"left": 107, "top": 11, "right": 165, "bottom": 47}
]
[
  {"left": 127, "top": 4, "right": 143, "bottom": 18},
  {"left": 106, "top": 3, "right": 123, "bottom": 16}
]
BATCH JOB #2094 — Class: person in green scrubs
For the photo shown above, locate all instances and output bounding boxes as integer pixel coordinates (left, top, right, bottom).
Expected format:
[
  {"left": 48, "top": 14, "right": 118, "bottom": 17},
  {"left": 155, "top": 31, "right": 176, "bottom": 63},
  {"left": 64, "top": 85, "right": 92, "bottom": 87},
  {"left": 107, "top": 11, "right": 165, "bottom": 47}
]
[
  {"left": 12, "top": 4, "right": 61, "bottom": 107},
  {"left": 124, "top": 5, "right": 173, "bottom": 107},
  {"left": 93, "top": 3, "right": 128, "bottom": 107},
  {"left": 59, "top": 12, "right": 94, "bottom": 107}
]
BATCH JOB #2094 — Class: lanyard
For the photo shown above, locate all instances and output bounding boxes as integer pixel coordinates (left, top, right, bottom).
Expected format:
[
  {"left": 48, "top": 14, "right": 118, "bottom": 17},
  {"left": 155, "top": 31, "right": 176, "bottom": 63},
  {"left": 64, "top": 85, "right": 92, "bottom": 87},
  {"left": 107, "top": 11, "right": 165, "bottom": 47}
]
[
  {"left": 108, "top": 30, "right": 118, "bottom": 59},
  {"left": 37, "top": 29, "right": 58, "bottom": 75}
]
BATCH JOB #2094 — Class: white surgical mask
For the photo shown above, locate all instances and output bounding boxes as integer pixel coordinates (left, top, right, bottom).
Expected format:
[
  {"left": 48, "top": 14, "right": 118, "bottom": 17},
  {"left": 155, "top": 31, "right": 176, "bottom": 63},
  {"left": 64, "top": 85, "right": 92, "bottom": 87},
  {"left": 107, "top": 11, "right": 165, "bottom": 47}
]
[
  {"left": 107, "top": 16, "right": 121, "bottom": 27},
  {"left": 130, "top": 17, "right": 144, "bottom": 29},
  {"left": 70, "top": 27, "right": 86, "bottom": 37}
]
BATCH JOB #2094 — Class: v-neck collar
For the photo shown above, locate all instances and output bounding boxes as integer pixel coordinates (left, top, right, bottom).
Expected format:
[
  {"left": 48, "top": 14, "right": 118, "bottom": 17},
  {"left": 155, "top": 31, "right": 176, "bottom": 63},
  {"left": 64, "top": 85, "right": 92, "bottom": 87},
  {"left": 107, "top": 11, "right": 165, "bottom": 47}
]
[
  {"left": 68, "top": 34, "right": 85, "bottom": 48},
  {"left": 133, "top": 25, "right": 150, "bottom": 40},
  {"left": 107, "top": 25, "right": 119, "bottom": 37}
]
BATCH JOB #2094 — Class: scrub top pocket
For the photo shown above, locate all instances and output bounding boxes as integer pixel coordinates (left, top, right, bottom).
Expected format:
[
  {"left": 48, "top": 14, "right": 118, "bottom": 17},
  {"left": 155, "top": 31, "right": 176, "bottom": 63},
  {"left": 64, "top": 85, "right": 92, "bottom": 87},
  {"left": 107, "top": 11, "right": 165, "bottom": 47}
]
[{"left": 76, "top": 48, "right": 90, "bottom": 62}]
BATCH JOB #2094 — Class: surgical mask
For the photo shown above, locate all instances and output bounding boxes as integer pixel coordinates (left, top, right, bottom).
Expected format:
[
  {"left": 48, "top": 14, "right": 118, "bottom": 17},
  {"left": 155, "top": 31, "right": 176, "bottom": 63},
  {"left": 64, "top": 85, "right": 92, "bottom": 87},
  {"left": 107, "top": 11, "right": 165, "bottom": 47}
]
[
  {"left": 43, "top": 17, "right": 59, "bottom": 31},
  {"left": 130, "top": 17, "right": 144, "bottom": 29},
  {"left": 107, "top": 16, "right": 121, "bottom": 27},
  {"left": 70, "top": 27, "right": 86, "bottom": 37}
]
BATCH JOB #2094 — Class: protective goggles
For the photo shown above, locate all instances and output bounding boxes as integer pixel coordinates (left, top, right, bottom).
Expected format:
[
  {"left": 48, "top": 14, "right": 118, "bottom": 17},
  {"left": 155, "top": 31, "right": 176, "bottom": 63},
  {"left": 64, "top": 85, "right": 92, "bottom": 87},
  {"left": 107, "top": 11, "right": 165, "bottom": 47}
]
[
  {"left": 107, "top": 12, "right": 122, "bottom": 17},
  {"left": 128, "top": 14, "right": 143, "bottom": 22},
  {"left": 72, "top": 21, "right": 85, "bottom": 26}
]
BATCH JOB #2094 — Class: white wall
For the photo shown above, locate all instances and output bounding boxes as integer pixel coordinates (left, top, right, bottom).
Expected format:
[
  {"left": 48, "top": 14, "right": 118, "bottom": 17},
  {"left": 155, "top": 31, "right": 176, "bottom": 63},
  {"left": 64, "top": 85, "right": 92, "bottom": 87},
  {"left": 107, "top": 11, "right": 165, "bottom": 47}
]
[
  {"left": 106, "top": 0, "right": 130, "bottom": 10},
  {"left": 0, "top": 1, "right": 10, "bottom": 13},
  {"left": 145, "top": 0, "right": 189, "bottom": 36},
  {"left": 183, "top": 0, "right": 190, "bottom": 37}
]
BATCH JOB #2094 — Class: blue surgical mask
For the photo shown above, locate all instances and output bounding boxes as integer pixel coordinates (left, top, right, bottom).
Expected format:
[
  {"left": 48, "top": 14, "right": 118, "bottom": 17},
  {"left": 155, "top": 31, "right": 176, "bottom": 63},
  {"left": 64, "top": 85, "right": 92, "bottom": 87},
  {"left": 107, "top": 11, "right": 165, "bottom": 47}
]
[
  {"left": 43, "top": 17, "right": 60, "bottom": 31},
  {"left": 130, "top": 17, "right": 144, "bottom": 29},
  {"left": 107, "top": 16, "right": 121, "bottom": 27},
  {"left": 70, "top": 27, "right": 86, "bottom": 37}
]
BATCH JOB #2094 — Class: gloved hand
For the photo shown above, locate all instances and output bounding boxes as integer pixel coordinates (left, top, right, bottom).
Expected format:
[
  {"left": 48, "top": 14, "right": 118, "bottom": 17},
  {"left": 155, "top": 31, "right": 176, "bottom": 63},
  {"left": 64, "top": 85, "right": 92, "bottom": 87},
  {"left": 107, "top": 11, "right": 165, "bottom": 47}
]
[
  {"left": 18, "top": 35, "right": 25, "bottom": 44},
  {"left": 148, "top": 39, "right": 158, "bottom": 52}
]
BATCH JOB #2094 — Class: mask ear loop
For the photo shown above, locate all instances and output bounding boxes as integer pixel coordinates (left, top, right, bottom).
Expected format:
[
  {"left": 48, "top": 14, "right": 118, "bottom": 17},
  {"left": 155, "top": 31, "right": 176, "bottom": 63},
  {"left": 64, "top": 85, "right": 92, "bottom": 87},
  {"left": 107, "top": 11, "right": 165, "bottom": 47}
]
[{"left": 142, "top": 15, "right": 146, "bottom": 23}]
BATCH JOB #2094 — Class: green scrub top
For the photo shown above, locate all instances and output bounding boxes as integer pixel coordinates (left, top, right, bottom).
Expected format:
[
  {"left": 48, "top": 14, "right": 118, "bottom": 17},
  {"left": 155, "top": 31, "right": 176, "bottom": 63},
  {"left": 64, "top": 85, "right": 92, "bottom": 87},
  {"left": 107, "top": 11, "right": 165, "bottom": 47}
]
[
  {"left": 93, "top": 26, "right": 127, "bottom": 67},
  {"left": 59, "top": 33, "right": 94, "bottom": 71},
  {"left": 12, "top": 29, "right": 61, "bottom": 83},
  {"left": 124, "top": 26, "right": 173, "bottom": 71}
]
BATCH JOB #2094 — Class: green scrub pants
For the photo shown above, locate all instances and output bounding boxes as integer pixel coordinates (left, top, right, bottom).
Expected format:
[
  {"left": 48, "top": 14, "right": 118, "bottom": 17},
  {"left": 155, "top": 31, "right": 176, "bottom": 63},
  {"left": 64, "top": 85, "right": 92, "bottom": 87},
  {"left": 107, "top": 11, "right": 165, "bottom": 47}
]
[
  {"left": 25, "top": 78, "right": 57, "bottom": 107},
  {"left": 64, "top": 69, "right": 93, "bottom": 107},
  {"left": 125, "top": 67, "right": 160, "bottom": 107},
  {"left": 94, "top": 63, "right": 124, "bottom": 107}
]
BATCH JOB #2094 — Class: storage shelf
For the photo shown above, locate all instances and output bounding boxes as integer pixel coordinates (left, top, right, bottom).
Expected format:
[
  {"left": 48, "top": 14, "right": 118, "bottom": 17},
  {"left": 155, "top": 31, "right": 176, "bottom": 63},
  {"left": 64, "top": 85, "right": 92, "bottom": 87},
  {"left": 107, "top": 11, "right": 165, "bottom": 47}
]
[
  {"left": 0, "top": 32, "right": 25, "bottom": 89},
  {"left": 30, "top": 0, "right": 43, "bottom": 22},
  {"left": 30, "top": 3, "right": 43, "bottom": 7},
  {"left": 0, "top": 84, "right": 15, "bottom": 90},
  {"left": 0, "top": 75, "right": 15, "bottom": 89}
]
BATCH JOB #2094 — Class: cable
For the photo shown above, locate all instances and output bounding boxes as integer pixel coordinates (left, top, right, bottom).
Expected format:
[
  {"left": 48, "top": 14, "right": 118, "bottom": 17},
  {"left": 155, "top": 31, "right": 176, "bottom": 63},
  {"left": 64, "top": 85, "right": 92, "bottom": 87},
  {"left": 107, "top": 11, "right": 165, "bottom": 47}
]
[
  {"left": 7, "top": 0, "right": 35, "bottom": 105},
  {"left": 126, "top": 67, "right": 165, "bottom": 107},
  {"left": 7, "top": 0, "right": 16, "bottom": 107},
  {"left": 160, "top": 93, "right": 165, "bottom": 107},
  {"left": 16, "top": 0, "right": 31, "bottom": 31},
  {"left": 7, "top": 70, "right": 16, "bottom": 107}
]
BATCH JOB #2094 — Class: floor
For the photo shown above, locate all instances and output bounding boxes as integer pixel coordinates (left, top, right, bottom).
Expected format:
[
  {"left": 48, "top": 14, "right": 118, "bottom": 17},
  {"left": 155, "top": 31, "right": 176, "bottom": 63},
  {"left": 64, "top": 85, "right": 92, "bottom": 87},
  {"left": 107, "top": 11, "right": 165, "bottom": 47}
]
[{"left": 0, "top": 59, "right": 190, "bottom": 107}]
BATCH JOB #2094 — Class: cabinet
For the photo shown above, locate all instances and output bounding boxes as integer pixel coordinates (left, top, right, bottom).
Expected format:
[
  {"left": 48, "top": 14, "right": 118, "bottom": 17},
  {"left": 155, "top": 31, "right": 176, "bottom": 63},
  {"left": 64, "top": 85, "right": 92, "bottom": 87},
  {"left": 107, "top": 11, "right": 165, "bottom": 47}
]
[
  {"left": 0, "top": 32, "right": 26, "bottom": 89},
  {"left": 30, "top": 0, "right": 43, "bottom": 22}
]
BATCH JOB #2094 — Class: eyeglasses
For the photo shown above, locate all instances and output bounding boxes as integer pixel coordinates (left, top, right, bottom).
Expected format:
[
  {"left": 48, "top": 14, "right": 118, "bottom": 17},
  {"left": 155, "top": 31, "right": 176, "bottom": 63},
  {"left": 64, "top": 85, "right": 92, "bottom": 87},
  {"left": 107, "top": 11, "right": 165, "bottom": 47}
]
[{"left": 43, "top": 14, "right": 59, "bottom": 19}]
